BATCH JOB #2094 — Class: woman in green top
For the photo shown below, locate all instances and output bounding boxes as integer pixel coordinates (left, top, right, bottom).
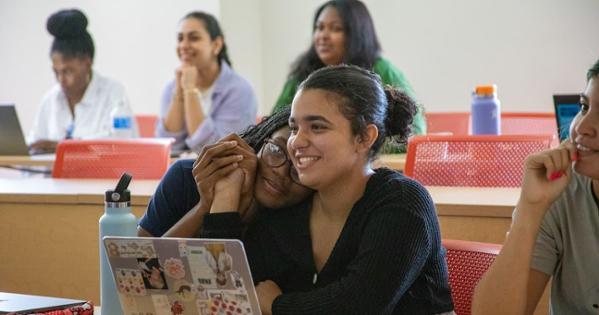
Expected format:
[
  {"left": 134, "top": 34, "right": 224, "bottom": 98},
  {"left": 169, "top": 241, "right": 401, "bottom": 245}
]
[{"left": 272, "top": 0, "right": 426, "bottom": 138}]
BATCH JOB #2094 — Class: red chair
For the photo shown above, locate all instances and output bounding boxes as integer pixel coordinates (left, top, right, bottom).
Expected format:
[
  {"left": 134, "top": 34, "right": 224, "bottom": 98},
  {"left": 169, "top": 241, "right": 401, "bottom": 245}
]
[
  {"left": 443, "top": 239, "right": 502, "bottom": 315},
  {"left": 501, "top": 112, "right": 556, "bottom": 136},
  {"left": 404, "top": 134, "right": 554, "bottom": 187},
  {"left": 52, "top": 139, "right": 172, "bottom": 179},
  {"left": 135, "top": 114, "right": 159, "bottom": 138},
  {"left": 425, "top": 112, "right": 470, "bottom": 135}
]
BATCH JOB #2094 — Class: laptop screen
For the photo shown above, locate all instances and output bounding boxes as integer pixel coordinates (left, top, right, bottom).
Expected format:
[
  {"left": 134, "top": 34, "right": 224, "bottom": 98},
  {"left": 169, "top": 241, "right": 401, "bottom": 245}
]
[
  {"left": 553, "top": 95, "right": 581, "bottom": 142},
  {"left": 0, "top": 104, "right": 30, "bottom": 155}
]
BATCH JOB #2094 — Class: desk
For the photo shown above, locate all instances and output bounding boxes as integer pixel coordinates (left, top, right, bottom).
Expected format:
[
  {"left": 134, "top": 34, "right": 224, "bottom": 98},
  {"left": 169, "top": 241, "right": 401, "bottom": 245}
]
[
  {"left": 0, "top": 154, "right": 407, "bottom": 179},
  {"left": 0, "top": 154, "right": 55, "bottom": 167},
  {"left": 0, "top": 154, "right": 184, "bottom": 170},
  {"left": 428, "top": 186, "right": 518, "bottom": 244},
  {"left": 374, "top": 153, "right": 406, "bottom": 171},
  {"left": 0, "top": 178, "right": 517, "bottom": 305},
  {"left": 0, "top": 178, "right": 157, "bottom": 307},
  {"left": 0, "top": 154, "right": 406, "bottom": 171}
]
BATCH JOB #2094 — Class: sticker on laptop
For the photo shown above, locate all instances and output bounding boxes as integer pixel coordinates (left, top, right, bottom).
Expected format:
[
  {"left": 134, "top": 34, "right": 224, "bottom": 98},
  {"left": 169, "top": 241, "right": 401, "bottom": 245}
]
[
  {"left": 106, "top": 239, "right": 156, "bottom": 258},
  {"left": 115, "top": 268, "right": 147, "bottom": 296},
  {"left": 138, "top": 258, "right": 169, "bottom": 290}
]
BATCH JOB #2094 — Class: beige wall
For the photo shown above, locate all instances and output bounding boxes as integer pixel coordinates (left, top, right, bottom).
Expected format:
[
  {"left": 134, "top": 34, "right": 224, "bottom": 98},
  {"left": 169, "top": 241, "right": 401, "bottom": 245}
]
[
  {"left": 244, "top": 0, "right": 599, "bottom": 114},
  {"left": 220, "top": 0, "right": 263, "bottom": 112},
  {"left": 2, "top": 0, "right": 599, "bottom": 133},
  {"left": 0, "top": 0, "right": 219, "bottom": 134}
]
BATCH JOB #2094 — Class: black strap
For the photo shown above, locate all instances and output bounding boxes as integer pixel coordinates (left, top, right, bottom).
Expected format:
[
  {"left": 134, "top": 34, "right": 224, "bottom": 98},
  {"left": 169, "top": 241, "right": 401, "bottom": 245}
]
[
  {"left": 115, "top": 172, "right": 132, "bottom": 193},
  {"left": 592, "top": 180, "right": 599, "bottom": 210}
]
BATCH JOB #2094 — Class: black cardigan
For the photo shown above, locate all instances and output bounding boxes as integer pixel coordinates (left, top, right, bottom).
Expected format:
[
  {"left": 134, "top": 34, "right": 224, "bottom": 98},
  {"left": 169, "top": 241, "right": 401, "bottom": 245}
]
[{"left": 201, "top": 168, "right": 454, "bottom": 314}]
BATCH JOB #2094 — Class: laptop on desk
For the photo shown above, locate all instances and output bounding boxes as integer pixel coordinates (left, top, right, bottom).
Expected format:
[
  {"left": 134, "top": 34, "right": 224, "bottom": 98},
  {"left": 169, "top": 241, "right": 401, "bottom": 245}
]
[
  {"left": 553, "top": 94, "right": 581, "bottom": 142},
  {"left": 0, "top": 104, "right": 31, "bottom": 155},
  {"left": 103, "top": 236, "right": 261, "bottom": 315}
]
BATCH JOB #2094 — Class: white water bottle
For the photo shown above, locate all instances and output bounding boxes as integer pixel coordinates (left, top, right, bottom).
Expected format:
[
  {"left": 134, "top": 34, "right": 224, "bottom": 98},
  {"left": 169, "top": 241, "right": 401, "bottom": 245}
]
[
  {"left": 99, "top": 173, "right": 137, "bottom": 315},
  {"left": 111, "top": 101, "right": 134, "bottom": 138}
]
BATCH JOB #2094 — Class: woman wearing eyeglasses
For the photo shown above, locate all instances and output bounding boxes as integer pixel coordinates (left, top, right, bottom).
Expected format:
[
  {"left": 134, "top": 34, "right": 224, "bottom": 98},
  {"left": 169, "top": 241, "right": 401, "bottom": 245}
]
[
  {"left": 204, "top": 65, "right": 453, "bottom": 314},
  {"left": 137, "top": 107, "right": 312, "bottom": 238}
]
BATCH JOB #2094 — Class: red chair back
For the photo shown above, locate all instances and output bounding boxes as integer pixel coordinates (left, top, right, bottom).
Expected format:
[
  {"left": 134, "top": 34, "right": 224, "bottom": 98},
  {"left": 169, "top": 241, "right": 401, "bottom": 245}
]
[
  {"left": 443, "top": 239, "right": 502, "bottom": 315},
  {"left": 52, "top": 139, "right": 172, "bottom": 179},
  {"left": 404, "top": 134, "right": 553, "bottom": 187},
  {"left": 501, "top": 112, "right": 556, "bottom": 136},
  {"left": 135, "top": 114, "right": 159, "bottom": 138},
  {"left": 425, "top": 112, "right": 470, "bottom": 135}
]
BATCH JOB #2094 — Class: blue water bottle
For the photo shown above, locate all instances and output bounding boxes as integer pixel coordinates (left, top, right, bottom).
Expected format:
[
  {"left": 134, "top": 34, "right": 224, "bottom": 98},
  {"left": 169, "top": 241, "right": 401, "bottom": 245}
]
[
  {"left": 99, "top": 173, "right": 137, "bottom": 314},
  {"left": 471, "top": 84, "right": 501, "bottom": 135}
]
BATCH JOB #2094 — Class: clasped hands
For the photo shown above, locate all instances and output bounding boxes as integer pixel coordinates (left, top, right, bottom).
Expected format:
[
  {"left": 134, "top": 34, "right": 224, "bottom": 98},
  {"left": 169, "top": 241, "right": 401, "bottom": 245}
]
[
  {"left": 176, "top": 64, "right": 199, "bottom": 92},
  {"left": 192, "top": 134, "right": 257, "bottom": 219}
]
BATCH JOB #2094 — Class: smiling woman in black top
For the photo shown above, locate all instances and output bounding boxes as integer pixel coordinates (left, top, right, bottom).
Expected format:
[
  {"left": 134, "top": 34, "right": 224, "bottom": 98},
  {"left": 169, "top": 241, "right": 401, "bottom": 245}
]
[{"left": 204, "top": 65, "right": 454, "bottom": 315}]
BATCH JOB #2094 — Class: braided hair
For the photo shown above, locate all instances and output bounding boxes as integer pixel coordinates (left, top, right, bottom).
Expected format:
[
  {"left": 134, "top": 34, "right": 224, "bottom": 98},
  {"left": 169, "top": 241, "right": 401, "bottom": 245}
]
[{"left": 239, "top": 107, "right": 291, "bottom": 152}]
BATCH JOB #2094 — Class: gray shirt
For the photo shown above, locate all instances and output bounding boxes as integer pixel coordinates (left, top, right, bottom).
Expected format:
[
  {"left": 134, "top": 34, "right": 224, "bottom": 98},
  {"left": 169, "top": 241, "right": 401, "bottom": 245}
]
[{"left": 531, "top": 170, "right": 599, "bottom": 314}]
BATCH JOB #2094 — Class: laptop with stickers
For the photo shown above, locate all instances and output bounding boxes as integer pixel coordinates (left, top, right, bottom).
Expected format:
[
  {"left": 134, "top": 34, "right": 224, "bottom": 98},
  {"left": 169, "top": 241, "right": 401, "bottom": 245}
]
[{"left": 103, "top": 237, "right": 261, "bottom": 315}]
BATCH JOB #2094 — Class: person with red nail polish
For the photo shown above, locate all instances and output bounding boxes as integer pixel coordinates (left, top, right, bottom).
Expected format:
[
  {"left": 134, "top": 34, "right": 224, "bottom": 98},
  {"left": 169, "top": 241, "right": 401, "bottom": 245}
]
[{"left": 473, "top": 59, "right": 599, "bottom": 315}]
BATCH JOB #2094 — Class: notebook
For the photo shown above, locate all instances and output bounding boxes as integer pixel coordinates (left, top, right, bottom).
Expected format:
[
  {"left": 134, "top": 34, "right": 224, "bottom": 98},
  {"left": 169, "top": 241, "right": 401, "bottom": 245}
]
[
  {"left": 553, "top": 94, "right": 581, "bottom": 142},
  {"left": 0, "top": 104, "right": 30, "bottom": 155},
  {"left": 0, "top": 292, "right": 87, "bottom": 314},
  {"left": 103, "top": 236, "right": 261, "bottom": 315}
]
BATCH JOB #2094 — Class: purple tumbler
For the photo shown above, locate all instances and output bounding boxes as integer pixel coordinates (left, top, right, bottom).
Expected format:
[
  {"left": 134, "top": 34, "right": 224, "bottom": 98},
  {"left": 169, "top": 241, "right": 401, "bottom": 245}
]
[{"left": 471, "top": 85, "right": 501, "bottom": 135}]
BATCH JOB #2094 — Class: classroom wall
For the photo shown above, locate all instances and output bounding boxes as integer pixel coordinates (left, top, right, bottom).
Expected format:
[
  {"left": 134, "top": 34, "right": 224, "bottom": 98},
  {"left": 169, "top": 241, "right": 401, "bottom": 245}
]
[
  {"left": 254, "top": 0, "right": 599, "bottom": 114},
  {"left": 220, "top": 0, "right": 263, "bottom": 115},
  {"left": 1, "top": 0, "right": 599, "bottom": 135},
  {"left": 0, "top": 0, "right": 219, "bottom": 134}
]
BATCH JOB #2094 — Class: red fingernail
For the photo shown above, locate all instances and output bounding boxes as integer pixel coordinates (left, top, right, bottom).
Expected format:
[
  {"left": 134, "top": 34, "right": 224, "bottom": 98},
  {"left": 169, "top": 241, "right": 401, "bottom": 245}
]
[
  {"left": 572, "top": 151, "right": 578, "bottom": 161},
  {"left": 549, "top": 171, "right": 563, "bottom": 181}
]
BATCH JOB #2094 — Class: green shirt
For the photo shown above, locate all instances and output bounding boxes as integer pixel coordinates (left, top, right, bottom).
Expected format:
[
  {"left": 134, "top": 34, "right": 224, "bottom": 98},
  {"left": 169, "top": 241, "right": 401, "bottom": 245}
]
[{"left": 271, "top": 58, "right": 427, "bottom": 139}]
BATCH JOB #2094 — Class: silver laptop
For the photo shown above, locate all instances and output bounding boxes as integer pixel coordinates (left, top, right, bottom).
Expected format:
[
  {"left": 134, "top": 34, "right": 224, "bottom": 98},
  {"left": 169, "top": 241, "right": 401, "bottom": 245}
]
[
  {"left": 0, "top": 292, "right": 87, "bottom": 314},
  {"left": 0, "top": 104, "right": 30, "bottom": 155},
  {"left": 103, "top": 237, "right": 261, "bottom": 315}
]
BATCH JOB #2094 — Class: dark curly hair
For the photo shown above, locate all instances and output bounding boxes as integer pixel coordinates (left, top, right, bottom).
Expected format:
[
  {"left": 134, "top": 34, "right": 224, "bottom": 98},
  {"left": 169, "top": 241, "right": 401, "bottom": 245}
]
[
  {"left": 239, "top": 107, "right": 291, "bottom": 152},
  {"left": 46, "top": 9, "right": 94, "bottom": 60},
  {"left": 588, "top": 58, "right": 599, "bottom": 81},
  {"left": 289, "top": 0, "right": 381, "bottom": 83},
  {"left": 183, "top": 12, "right": 232, "bottom": 67},
  {"left": 298, "top": 65, "right": 416, "bottom": 160}
]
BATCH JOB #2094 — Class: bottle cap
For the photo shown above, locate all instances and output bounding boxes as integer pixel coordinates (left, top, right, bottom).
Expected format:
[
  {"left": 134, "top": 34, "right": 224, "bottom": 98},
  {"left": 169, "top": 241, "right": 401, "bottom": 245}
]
[
  {"left": 475, "top": 85, "right": 497, "bottom": 95},
  {"left": 105, "top": 172, "right": 132, "bottom": 202}
]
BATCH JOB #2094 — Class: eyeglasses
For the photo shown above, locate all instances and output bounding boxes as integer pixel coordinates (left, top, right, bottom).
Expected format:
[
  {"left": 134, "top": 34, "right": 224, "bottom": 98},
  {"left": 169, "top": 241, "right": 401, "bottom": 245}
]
[{"left": 262, "top": 139, "right": 302, "bottom": 185}]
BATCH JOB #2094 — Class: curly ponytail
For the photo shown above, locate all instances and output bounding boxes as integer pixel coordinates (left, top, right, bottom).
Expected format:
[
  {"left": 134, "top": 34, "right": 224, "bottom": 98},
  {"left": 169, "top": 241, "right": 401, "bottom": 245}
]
[{"left": 383, "top": 86, "right": 417, "bottom": 145}]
